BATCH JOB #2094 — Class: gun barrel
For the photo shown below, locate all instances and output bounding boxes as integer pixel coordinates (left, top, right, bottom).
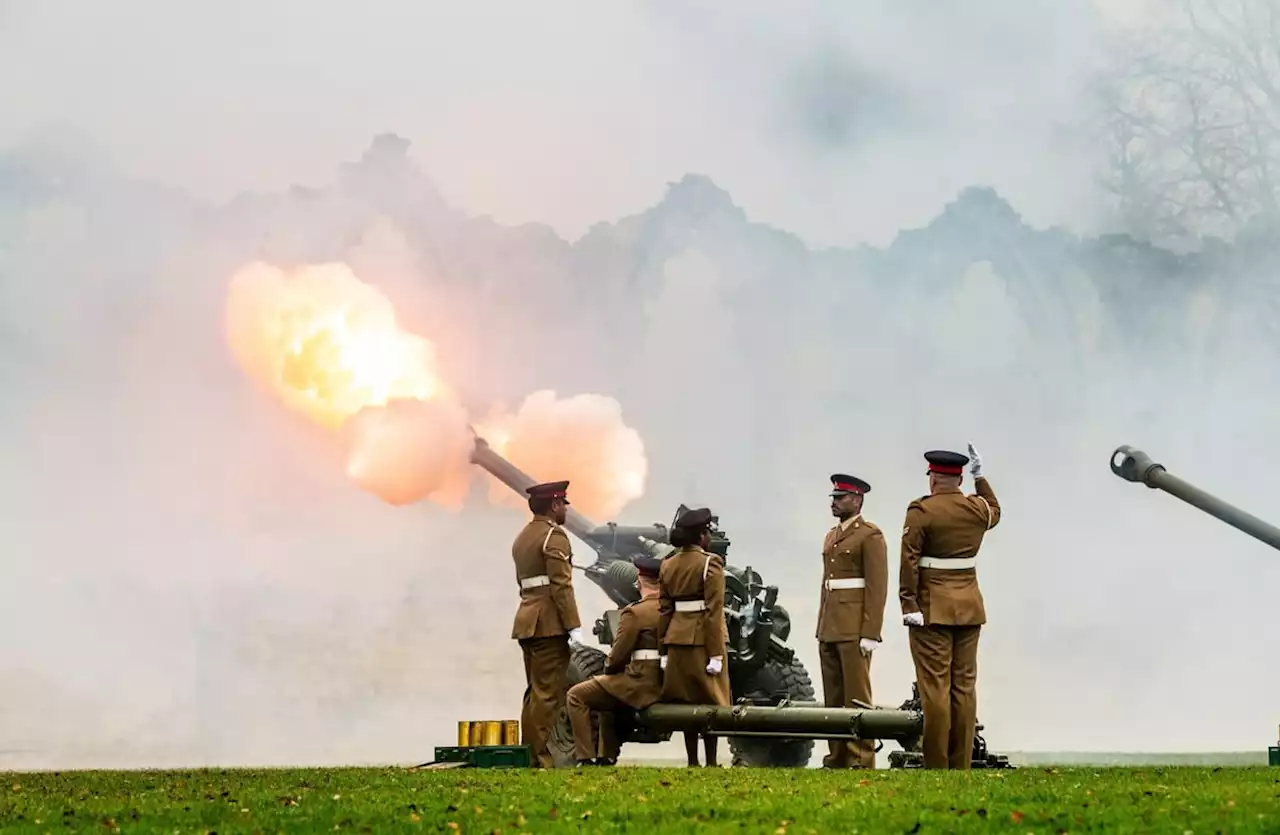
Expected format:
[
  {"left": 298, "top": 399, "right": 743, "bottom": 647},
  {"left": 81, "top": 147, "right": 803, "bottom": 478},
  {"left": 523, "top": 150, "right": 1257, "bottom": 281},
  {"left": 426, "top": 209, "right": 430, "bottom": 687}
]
[
  {"left": 638, "top": 536, "right": 675, "bottom": 559},
  {"left": 635, "top": 703, "right": 922, "bottom": 742},
  {"left": 470, "top": 434, "right": 599, "bottom": 540},
  {"left": 1110, "top": 445, "right": 1280, "bottom": 551}
]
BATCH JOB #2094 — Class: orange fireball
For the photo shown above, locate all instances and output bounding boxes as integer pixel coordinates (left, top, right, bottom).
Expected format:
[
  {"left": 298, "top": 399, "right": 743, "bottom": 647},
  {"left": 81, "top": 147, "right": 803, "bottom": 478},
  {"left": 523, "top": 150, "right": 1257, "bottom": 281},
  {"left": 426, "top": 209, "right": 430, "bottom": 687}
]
[
  {"left": 224, "top": 259, "right": 648, "bottom": 518},
  {"left": 225, "top": 261, "right": 450, "bottom": 430}
]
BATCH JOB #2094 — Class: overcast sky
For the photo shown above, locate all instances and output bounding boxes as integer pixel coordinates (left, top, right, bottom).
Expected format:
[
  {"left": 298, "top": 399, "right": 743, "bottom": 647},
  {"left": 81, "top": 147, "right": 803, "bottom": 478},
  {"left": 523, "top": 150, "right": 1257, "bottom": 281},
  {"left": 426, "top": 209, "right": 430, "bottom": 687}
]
[{"left": 2, "top": 0, "right": 1157, "bottom": 248}]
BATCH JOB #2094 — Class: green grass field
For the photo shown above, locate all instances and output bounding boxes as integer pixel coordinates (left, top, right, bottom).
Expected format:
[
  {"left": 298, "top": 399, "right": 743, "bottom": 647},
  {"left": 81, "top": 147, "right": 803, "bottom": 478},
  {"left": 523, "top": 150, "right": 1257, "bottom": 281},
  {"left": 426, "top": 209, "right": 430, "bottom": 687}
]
[{"left": 1, "top": 764, "right": 1278, "bottom": 833}]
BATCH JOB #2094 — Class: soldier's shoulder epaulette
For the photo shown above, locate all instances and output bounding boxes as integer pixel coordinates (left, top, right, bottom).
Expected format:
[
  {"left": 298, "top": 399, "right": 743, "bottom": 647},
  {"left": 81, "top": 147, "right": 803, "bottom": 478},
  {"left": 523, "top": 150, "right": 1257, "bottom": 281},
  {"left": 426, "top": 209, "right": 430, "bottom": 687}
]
[
  {"left": 860, "top": 517, "right": 883, "bottom": 532},
  {"left": 539, "top": 523, "right": 571, "bottom": 559}
]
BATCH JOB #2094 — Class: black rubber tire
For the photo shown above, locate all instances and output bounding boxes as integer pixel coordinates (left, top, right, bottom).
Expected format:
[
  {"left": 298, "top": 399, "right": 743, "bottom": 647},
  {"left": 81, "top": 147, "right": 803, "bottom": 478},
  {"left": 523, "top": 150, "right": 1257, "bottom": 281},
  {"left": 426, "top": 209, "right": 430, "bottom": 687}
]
[
  {"left": 548, "top": 643, "right": 607, "bottom": 767},
  {"left": 728, "top": 657, "right": 818, "bottom": 768}
]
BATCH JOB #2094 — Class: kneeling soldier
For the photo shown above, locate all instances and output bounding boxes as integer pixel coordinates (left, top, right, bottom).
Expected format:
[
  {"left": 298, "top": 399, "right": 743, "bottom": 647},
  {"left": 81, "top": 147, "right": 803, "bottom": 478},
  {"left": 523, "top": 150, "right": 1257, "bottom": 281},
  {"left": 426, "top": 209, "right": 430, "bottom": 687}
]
[{"left": 565, "top": 554, "right": 666, "bottom": 765}]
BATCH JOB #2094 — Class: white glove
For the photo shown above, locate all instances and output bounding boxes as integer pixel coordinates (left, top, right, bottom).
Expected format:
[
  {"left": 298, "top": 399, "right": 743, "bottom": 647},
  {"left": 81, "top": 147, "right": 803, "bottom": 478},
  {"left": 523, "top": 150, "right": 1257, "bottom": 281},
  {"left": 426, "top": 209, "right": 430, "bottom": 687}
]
[
  {"left": 858, "top": 638, "right": 879, "bottom": 657},
  {"left": 706, "top": 656, "right": 723, "bottom": 675},
  {"left": 967, "top": 442, "right": 983, "bottom": 479},
  {"left": 903, "top": 611, "right": 924, "bottom": 627},
  {"left": 660, "top": 655, "right": 668, "bottom": 670},
  {"left": 568, "top": 628, "right": 584, "bottom": 645}
]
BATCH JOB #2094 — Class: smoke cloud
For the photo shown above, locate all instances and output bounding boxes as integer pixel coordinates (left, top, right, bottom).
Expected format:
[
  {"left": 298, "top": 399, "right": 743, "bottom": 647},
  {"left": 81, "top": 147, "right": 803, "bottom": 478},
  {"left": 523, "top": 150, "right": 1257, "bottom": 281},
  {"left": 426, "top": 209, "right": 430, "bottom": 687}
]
[
  {"left": 477, "top": 390, "right": 648, "bottom": 521},
  {"left": 2, "top": 0, "right": 1278, "bottom": 771},
  {"left": 344, "top": 399, "right": 473, "bottom": 508}
]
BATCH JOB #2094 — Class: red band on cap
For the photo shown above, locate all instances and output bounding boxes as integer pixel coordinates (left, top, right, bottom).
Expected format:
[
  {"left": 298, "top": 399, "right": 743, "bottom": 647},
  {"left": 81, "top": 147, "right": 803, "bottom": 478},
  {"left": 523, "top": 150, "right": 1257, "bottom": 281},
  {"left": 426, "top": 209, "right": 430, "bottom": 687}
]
[
  {"left": 928, "top": 464, "right": 964, "bottom": 475},
  {"left": 833, "top": 481, "right": 862, "bottom": 493}
]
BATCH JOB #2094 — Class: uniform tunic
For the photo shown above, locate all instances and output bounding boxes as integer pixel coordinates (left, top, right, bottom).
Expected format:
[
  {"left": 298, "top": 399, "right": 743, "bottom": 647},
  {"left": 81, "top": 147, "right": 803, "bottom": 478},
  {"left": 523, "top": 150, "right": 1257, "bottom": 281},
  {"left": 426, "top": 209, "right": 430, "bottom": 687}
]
[
  {"left": 511, "top": 516, "right": 580, "bottom": 639},
  {"left": 657, "top": 545, "right": 731, "bottom": 706},
  {"left": 899, "top": 476, "right": 1001, "bottom": 769},
  {"left": 599, "top": 596, "right": 665, "bottom": 706},
  {"left": 815, "top": 513, "right": 888, "bottom": 768},
  {"left": 511, "top": 514, "right": 582, "bottom": 768}
]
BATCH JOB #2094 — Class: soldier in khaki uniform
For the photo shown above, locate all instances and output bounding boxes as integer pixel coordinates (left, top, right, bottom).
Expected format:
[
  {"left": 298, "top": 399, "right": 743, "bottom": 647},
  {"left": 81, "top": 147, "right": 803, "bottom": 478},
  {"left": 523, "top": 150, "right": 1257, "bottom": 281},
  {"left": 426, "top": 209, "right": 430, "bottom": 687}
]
[
  {"left": 657, "top": 506, "right": 730, "bottom": 767},
  {"left": 511, "top": 480, "right": 583, "bottom": 768},
  {"left": 565, "top": 554, "right": 665, "bottom": 766},
  {"left": 898, "top": 444, "right": 1001, "bottom": 769},
  {"left": 816, "top": 473, "right": 888, "bottom": 769}
]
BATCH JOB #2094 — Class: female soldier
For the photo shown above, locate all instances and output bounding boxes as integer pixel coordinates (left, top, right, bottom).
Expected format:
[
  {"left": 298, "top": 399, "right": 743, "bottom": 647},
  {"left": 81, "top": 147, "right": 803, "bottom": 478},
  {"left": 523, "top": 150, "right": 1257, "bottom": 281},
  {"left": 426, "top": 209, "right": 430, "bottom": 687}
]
[{"left": 657, "top": 507, "right": 731, "bottom": 766}]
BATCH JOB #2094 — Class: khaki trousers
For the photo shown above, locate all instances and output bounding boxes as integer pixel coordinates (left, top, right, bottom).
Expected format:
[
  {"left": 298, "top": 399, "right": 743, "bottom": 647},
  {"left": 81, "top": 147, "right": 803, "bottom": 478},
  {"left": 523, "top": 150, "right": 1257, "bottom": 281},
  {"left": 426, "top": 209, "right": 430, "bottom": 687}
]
[
  {"left": 908, "top": 624, "right": 981, "bottom": 769},
  {"left": 566, "top": 677, "right": 624, "bottom": 761},
  {"left": 818, "top": 640, "right": 875, "bottom": 768},
  {"left": 519, "top": 635, "right": 571, "bottom": 768}
]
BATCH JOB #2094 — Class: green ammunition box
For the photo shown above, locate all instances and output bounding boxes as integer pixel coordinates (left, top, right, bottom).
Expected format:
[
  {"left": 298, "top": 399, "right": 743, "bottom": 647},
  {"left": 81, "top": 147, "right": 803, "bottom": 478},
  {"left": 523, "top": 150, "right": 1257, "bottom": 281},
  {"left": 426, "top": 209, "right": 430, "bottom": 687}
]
[
  {"left": 433, "top": 745, "right": 532, "bottom": 769},
  {"left": 1268, "top": 746, "right": 1279, "bottom": 767}
]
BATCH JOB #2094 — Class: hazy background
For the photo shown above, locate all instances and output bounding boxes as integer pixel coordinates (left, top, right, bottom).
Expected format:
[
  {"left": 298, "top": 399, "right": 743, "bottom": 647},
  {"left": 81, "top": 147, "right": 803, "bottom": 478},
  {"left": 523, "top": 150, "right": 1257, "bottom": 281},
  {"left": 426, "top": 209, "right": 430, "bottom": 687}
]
[{"left": 2, "top": 0, "right": 1278, "bottom": 769}]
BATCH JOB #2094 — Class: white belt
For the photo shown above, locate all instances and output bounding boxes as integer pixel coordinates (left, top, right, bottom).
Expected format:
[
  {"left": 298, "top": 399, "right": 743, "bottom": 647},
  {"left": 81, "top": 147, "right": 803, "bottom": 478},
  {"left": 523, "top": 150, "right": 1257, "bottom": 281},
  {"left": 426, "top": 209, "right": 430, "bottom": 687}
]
[
  {"left": 674, "top": 600, "right": 706, "bottom": 612},
  {"left": 918, "top": 557, "right": 976, "bottom": 570},
  {"left": 520, "top": 575, "right": 550, "bottom": 589},
  {"left": 825, "top": 577, "right": 865, "bottom": 590},
  {"left": 631, "top": 649, "right": 660, "bottom": 661}
]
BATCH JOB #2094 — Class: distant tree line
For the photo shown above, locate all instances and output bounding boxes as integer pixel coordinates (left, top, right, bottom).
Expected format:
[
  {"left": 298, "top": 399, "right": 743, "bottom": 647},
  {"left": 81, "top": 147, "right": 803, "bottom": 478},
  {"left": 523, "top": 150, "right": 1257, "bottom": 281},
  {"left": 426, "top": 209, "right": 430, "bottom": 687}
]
[{"left": 1095, "top": 0, "right": 1280, "bottom": 250}]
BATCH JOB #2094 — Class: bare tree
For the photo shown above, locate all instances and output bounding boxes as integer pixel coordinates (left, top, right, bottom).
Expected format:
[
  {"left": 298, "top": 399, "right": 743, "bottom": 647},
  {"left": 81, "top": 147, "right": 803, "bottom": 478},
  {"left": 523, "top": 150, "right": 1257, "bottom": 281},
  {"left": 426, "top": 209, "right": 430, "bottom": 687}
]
[{"left": 1096, "top": 0, "right": 1280, "bottom": 247}]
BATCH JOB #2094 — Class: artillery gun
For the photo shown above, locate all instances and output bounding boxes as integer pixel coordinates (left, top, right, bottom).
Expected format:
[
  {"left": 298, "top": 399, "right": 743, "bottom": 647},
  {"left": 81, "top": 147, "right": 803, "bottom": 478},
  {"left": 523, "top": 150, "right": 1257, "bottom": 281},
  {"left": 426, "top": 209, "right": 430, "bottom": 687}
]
[
  {"left": 1112, "top": 445, "right": 1280, "bottom": 767},
  {"left": 1109, "top": 445, "right": 1280, "bottom": 551},
  {"left": 471, "top": 435, "right": 817, "bottom": 767}
]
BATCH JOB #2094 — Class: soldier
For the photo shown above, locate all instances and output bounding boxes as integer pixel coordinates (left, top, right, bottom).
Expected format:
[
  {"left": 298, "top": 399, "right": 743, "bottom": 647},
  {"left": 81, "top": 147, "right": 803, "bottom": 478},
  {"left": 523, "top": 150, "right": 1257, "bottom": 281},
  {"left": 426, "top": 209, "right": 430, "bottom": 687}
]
[
  {"left": 898, "top": 444, "right": 1001, "bottom": 770},
  {"left": 657, "top": 506, "right": 730, "bottom": 767},
  {"left": 510, "top": 479, "right": 583, "bottom": 768},
  {"left": 816, "top": 473, "right": 888, "bottom": 769},
  {"left": 564, "top": 553, "right": 666, "bottom": 766}
]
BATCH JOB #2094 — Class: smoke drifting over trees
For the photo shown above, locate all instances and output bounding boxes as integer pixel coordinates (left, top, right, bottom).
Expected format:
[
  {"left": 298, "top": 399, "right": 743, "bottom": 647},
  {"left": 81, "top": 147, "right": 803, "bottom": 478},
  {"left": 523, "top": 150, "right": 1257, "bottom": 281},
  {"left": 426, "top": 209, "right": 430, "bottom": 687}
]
[
  {"left": 1, "top": 1, "right": 1278, "bottom": 768},
  {"left": 1097, "top": 0, "right": 1280, "bottom": 246}
]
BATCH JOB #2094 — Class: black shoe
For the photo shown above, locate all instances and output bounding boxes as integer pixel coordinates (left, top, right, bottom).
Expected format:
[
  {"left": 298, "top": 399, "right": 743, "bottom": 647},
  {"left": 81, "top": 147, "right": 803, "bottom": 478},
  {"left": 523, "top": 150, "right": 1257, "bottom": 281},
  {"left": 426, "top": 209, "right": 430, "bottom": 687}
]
[{"left": 596, "top": 756, "right": 618, "bottom": 766}]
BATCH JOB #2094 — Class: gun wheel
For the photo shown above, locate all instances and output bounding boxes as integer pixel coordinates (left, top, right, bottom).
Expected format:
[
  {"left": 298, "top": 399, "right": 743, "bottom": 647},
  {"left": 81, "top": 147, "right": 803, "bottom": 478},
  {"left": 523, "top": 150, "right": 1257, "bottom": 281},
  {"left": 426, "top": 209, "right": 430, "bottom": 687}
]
[
  {"left": 548, "top": 643, "right": 608, "bottom": 768},
  {"left": 728, "top": 657, "right": 817, "bottom": 768}
]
